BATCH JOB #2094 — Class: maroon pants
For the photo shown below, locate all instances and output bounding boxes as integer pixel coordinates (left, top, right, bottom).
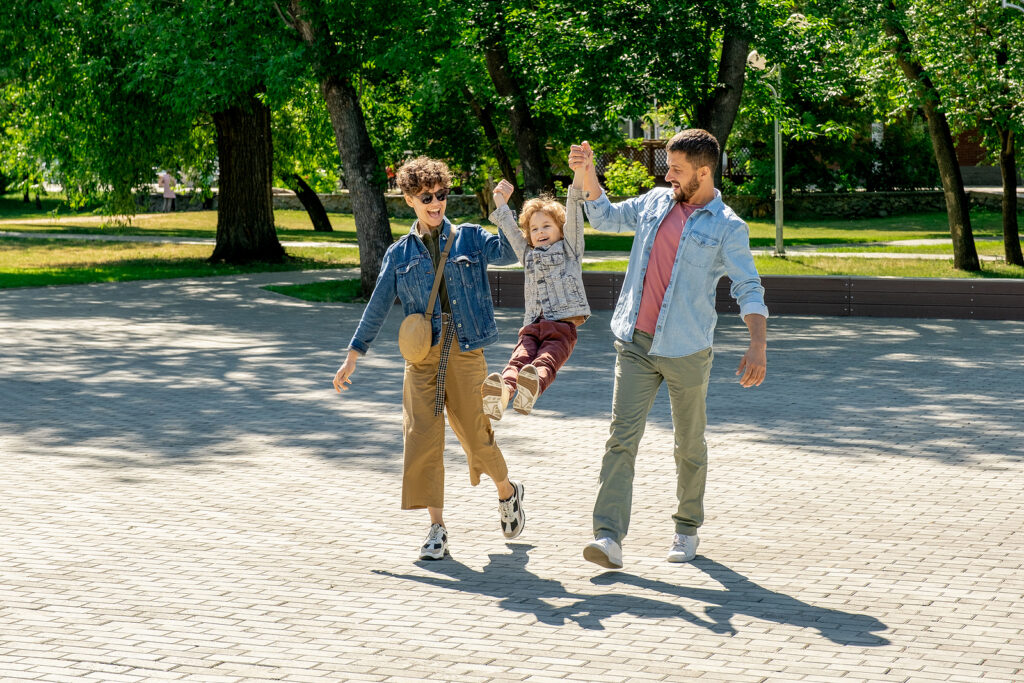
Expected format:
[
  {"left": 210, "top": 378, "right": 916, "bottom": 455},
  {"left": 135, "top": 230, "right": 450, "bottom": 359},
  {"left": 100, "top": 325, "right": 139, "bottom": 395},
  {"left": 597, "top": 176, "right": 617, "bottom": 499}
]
[{"left": 501, "top": 319, "right": 578, "bottom": 395}]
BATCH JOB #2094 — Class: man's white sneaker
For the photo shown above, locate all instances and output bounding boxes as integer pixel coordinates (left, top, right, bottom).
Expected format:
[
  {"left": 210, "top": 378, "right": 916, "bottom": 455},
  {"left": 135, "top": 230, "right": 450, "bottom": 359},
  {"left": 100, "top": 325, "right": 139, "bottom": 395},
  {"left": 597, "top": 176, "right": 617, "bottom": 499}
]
[
  {"left": 481, "top": 372, "right": 511, "bottom": 420},
  {"left": 583, "top": 537, "right": 623, "bottom": 569},
  {"left": 513, "top": 364, "right": 540, "bottom": 415},
  {"left": 498, "top": 480, "right": 526, "bottom": 538},
  {"left": 419, "top": 523, "right": 448, "bottom": 560},
  {"left": 667, "top": 533, "right": 699, "bottom": 563}
]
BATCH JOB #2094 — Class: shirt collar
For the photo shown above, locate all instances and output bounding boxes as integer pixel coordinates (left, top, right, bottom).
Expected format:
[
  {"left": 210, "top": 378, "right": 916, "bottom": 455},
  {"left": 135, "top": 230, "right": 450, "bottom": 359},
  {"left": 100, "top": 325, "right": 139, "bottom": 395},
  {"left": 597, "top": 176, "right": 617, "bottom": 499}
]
[{"left": 410, "top": 217, "right": 452, "bottom": 240}]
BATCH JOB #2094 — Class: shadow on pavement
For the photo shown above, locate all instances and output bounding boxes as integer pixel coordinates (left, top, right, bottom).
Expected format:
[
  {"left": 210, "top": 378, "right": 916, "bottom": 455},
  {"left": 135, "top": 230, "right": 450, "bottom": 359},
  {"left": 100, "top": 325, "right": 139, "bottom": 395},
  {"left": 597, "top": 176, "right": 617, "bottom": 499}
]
[
  {"left": 1, "top": 276, "right": 1021, "bottom": 472},
  {"left": 374, "top": 543, "right": 889, "bottom": 644}
]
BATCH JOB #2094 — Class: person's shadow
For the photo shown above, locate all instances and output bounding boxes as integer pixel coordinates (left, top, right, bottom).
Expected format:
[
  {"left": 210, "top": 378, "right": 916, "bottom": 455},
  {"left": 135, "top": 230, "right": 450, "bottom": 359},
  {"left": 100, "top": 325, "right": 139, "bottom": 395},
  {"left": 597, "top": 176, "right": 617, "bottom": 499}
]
[{"left": 373, "top": 545, "right": 889, "bottom": 644}]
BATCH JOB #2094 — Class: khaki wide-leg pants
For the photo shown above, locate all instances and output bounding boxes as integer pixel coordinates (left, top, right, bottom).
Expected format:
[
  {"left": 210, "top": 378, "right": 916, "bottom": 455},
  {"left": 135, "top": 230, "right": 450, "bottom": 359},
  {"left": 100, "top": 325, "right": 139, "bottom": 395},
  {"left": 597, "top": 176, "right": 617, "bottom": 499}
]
[{"left": 401, "top": 334, "right": 509, "bottom": 509}]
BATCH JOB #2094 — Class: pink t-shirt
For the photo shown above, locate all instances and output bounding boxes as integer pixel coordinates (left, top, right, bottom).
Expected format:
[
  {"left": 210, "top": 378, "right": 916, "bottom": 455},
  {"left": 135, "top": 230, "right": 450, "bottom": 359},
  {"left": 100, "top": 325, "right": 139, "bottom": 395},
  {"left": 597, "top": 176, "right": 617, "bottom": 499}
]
[{"left": 634, "top": 201, "right": 704, "bottom": 335}]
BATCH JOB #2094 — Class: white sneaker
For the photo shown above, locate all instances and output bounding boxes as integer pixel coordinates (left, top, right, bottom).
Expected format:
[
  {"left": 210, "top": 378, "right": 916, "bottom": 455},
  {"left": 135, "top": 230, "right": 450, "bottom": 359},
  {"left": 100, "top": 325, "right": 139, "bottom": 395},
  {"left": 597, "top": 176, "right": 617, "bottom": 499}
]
[
  {"left": 419, "top": 523, "right": 448, "bottom": 560},
  {"left": 513, "top": 364, "right": 540, "bottom": 415},
  {"left": 481, "top": 372, "right": 511, "bottom": 420},
  {"left": 583, "top": 537, "right": 623, "bottom": 569},
  {"left": 667, "top": 533, "right": 699, "bottom": 563},
  {"left": 498, "top": 480, "right": 526, "bottom": 539}
]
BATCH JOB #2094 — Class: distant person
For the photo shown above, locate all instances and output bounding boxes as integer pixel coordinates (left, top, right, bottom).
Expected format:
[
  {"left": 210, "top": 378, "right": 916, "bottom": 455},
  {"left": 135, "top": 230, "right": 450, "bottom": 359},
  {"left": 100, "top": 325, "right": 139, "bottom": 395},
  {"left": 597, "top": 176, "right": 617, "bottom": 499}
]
[
  {"left": 157, "top": 171, "right": 178, "bottom": 212},
  {"left": 386, "top": 165, "right": 396, "bottom": 190},
  {"left": 570, "top": 130, "right": 769, "bottom": 569},
  {"left": 333, "top": 156, "right": 527, "bottom": 561},
  {"left": 481, "top": 168, "right": 590, "bottom": 420}
]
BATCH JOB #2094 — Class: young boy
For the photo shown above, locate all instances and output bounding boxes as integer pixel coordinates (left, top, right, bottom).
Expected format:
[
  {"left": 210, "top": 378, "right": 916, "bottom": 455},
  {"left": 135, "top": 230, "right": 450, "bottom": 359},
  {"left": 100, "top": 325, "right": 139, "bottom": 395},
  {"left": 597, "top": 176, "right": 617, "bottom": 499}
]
[{"left": 482, "top": 173, "right": 591, "bottom": 419}]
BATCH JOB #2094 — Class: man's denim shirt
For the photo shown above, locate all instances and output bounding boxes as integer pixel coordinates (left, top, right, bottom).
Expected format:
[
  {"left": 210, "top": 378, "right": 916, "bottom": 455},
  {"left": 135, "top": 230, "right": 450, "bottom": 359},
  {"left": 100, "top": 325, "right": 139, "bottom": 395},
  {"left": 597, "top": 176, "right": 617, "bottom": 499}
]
[
  {"left": 348, "top": 218, "right": 517, "bottom": 355},
  {"left": 585, "top": 187, "right": 769, "bottom": 358}
]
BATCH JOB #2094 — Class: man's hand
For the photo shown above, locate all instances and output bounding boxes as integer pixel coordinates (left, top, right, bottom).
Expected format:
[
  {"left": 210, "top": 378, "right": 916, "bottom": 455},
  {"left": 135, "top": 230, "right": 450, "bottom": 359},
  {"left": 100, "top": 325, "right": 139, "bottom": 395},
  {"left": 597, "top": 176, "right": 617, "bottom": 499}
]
[
  {"left": 736, "top": 345, "right": 766, "bottom": 387},
  {"left": 492, "top": 179, "right": 514, "bottom": 208},
  {"left": 333, "top": 356, "right": 357, "bottom": 392}
]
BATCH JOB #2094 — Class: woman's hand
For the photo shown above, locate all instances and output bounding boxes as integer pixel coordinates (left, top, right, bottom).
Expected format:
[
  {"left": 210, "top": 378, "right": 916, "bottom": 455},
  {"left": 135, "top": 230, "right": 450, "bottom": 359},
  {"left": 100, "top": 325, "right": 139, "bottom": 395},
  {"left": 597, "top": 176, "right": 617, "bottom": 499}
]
[
  {"left": 333, "top": 353, "right": 359, "bottom": 392},
  {"left": 568, "top": 141, "right": 594, "bottom": 173},
  {"left": 492, "top": 179, "right": 514, "bottom": 207}
]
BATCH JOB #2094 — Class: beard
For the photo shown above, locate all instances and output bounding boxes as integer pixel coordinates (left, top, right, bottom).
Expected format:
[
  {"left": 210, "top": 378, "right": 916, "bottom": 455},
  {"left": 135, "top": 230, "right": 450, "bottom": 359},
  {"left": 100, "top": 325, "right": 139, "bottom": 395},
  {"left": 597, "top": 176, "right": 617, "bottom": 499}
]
[{"left": 672, "top": 175, "right": 702, "bottom": 203}]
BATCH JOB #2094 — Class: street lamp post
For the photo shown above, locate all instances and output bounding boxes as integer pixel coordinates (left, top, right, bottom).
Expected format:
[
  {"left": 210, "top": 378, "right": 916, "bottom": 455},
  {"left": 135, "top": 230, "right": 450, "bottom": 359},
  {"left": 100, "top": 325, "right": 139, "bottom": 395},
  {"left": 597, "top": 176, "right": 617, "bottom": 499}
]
[
  {"left": 1002, "top": 1, "right": 1024, "bottom": 14},
  {"left": 748, "top": 51, "right": 785, "bottom": 255}
]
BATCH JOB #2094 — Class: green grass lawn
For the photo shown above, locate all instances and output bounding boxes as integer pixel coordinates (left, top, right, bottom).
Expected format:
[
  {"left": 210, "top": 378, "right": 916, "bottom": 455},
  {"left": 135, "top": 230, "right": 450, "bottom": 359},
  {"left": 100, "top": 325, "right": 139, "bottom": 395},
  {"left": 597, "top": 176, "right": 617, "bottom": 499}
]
[
  {"left": 2, "top": 190, "right": 1015, "bottom": 251},
  {"left": 0, "top": 236, "right": 360, "bottom": 289}
]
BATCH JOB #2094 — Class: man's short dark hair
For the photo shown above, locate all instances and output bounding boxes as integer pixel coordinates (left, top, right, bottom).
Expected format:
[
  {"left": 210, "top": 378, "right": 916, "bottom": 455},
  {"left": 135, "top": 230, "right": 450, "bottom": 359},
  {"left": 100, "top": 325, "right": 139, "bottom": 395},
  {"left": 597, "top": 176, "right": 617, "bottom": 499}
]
[{"left": 666, "top": 129, "right": 720, "bottom": 174}]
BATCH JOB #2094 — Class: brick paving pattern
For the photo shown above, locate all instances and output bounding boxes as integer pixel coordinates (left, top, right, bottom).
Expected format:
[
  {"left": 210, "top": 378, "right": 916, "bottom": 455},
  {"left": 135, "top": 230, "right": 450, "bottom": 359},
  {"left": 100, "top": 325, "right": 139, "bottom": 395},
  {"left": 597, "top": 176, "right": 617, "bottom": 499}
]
[{"left": 1, "top": 269, "right": 1022, "bottom": 682}]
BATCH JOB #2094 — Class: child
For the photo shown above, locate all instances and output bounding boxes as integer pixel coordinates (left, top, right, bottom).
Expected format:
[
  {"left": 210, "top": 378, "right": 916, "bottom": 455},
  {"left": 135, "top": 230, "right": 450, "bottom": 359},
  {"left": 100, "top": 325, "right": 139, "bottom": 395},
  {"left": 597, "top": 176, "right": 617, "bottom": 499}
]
[{"left": 482, "top": 172, "right": 591, "bottom": 419}]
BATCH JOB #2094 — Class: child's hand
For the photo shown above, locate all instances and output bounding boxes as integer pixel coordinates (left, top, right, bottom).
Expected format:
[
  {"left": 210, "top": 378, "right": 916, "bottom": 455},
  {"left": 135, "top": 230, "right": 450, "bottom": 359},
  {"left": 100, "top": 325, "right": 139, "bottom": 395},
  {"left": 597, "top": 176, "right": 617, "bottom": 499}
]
[
  {"left": 568, "top": 141, "right": 594, "bottom": 173},
  {"left": 492, "top": 179, "right": 514, "bottom": 207}
]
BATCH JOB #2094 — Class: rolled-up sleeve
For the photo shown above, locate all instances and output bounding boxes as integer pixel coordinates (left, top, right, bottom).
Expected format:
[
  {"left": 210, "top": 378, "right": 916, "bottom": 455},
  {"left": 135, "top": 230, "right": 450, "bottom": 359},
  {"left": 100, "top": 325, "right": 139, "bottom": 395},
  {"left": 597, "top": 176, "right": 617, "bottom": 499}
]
[{"left": 721, "top": 221, "right": 769, "bottom": 320}]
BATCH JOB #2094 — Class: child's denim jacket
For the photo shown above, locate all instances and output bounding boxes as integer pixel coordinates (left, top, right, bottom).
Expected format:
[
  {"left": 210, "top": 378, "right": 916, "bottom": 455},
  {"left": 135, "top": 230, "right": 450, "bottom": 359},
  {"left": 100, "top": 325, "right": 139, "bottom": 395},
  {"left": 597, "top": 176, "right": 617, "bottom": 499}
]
[
  {"left": 489, "top": 185, "right": 592, "bottom": 326},
  {"left": 348, "top": 218, "right": 517, "bottom": 354}
]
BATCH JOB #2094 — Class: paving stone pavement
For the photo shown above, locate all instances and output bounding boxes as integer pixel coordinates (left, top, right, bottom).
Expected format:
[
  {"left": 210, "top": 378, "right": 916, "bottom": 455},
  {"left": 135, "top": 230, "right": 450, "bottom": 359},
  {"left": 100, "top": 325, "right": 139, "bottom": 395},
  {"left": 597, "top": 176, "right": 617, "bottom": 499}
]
[{"left": 1, "top": 270, "right": 1023, "bottom": 683}]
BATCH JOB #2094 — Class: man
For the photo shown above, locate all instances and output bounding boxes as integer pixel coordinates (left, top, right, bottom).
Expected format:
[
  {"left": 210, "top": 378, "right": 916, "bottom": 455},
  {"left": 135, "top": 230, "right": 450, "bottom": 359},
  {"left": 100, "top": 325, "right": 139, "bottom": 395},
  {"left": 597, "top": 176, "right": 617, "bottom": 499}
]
[{"left": 568, "top": 129, "right": 768, "bottom": 569}]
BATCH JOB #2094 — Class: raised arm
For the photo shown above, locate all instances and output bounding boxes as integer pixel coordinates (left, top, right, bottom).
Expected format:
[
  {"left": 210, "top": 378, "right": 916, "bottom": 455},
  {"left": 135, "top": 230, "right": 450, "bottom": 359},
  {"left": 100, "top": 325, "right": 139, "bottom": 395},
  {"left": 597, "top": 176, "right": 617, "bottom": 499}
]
[
  {"left": 569, "top": 141, "right": 643, "bottom": 234},
  {"left": 488, "top": 179, "right": 529, "bottom": 264},
  {"left": 563, "top": 185, "right": 586, "bottom": 260}
]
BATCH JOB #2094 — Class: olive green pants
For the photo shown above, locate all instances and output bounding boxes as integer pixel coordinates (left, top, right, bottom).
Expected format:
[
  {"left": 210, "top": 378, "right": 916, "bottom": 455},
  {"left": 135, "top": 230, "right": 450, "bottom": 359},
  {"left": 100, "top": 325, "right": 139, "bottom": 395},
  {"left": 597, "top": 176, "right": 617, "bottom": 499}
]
[
  {"left": 401, "top": 336, "right": 509, "bottom": 510},
  {"left": 593, "top": 331, "right": 713, "bottom": 543}
]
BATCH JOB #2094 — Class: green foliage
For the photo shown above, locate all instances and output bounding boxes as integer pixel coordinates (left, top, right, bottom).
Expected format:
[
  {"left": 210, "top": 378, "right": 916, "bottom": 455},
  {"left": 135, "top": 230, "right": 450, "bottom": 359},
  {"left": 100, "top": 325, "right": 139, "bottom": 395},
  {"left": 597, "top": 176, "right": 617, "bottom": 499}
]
[{"left": 603, "top": 158, "right": 655, "bottom": 197}]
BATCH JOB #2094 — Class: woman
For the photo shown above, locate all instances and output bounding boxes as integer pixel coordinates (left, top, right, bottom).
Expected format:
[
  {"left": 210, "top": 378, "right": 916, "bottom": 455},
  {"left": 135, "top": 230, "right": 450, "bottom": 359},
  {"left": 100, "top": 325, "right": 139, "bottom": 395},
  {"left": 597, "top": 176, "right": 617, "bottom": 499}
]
[{"left": 333, "top": 157, "right": 526, "bottom": 560}]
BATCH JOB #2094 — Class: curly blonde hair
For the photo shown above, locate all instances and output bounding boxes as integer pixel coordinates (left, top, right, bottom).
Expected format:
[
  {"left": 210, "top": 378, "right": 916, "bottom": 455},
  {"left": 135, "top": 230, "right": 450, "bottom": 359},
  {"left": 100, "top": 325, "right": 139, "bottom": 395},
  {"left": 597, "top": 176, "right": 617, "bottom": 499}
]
[
  {"left": 518, "top": 195, "right": 566, "bottom": 247},
  {"left": 397, "top": 157, "right": 452, "bottom": 195}
]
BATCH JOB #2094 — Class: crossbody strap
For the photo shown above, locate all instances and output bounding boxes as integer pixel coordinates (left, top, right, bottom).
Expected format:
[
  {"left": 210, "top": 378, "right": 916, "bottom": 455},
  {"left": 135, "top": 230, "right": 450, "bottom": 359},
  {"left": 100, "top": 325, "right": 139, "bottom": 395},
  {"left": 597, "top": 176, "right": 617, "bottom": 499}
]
[{"left": 425, "top": 226, "right": 456, "bottom": 316}]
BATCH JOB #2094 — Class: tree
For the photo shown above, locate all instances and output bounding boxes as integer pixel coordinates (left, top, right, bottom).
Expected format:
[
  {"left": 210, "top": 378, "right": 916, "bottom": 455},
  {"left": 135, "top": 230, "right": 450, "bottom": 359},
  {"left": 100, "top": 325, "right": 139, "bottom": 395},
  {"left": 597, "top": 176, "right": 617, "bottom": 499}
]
[
  {"left": 284, "top": 0, "right": 395, "bottom": 296},
  {"left": 914, "top": 0, "right": 1023, "bottom": 266}
]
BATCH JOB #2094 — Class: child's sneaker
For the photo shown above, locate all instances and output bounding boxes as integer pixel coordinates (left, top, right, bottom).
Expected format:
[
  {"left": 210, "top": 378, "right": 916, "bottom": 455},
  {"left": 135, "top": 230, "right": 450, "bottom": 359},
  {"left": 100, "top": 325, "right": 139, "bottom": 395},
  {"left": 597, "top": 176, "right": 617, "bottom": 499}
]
[
  {"left": 419, "top": 523, "right": 448, "bottom": 560},
  {"left": 513, "top": 364, "right": 540, "bottom": 415},
  {"left": 498, "top": 480, "right": 526, "bottom": 539},
  {"left": 481, "top": 372, "right": 511, "bottom": 420}
]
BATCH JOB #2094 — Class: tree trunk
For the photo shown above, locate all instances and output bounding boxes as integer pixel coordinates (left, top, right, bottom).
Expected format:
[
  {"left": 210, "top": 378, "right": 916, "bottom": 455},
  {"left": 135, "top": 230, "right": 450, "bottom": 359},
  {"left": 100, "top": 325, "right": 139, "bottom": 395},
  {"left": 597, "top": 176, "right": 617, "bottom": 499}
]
[
  {"left": 321, "top": 75, "right": 392, "bottom": 295},
  {"left": 291, "top": 173, "right": 334, "bottom": 232},
  {"left": 463, "top": 85, "right": 524, "bottom": 210},
  {"left": 884, "top": 5, "right": 979, "bottom": 271},
  {"left": 289, "top": 0, "right": 393, "bottom": 297},
  {"left": 210, "top": 93, "right": 284, "bottom": 263},
  {"left": 695, "top": 28, "right": 750, "bottom": 189},
  {"left": 480, "top": 14, "right": 551, "bottom": 197},
  {"left": 997, "top": 126, "right": 1023, "bottom": 266}
]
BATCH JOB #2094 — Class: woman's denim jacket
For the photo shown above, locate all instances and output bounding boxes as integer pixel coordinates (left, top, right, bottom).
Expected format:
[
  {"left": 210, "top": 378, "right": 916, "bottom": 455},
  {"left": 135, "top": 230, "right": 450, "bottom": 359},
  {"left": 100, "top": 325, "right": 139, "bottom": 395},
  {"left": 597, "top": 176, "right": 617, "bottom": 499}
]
[
  {"left": 348, "top": 218, "right": 517, "bottom": 355},
  {"left": 585, "top": 187, "right": 769, "bottom": 358}
]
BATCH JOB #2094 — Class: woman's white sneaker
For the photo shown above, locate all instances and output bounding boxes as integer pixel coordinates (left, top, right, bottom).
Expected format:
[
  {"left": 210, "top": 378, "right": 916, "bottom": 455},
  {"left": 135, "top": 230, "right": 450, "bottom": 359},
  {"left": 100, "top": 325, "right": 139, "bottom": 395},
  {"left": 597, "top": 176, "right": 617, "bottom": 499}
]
[
  {"left": 498, "top": 480, "right": 526, "bottom": 538},
  {"left": 667, "top": 533, "right": 699, "bottom": 562},
  {"left": 419, "top": 523, "right": 448, "bottom": 560}
]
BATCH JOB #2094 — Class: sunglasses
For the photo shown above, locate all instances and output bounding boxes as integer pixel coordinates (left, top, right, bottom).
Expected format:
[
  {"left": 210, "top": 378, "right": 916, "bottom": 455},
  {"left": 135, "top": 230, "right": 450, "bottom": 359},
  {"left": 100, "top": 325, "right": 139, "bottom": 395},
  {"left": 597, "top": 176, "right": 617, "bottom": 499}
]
[{"left": 416, "top": 189, "right": 449, "bottom": 204}]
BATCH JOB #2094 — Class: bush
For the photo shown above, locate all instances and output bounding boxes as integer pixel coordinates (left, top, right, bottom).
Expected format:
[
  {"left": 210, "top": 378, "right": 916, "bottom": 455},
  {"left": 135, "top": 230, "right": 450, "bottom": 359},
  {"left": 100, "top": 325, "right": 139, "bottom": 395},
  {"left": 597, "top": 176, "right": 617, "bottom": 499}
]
[{"left": 604, "top": 158, "right": 655, "bottom": 196}]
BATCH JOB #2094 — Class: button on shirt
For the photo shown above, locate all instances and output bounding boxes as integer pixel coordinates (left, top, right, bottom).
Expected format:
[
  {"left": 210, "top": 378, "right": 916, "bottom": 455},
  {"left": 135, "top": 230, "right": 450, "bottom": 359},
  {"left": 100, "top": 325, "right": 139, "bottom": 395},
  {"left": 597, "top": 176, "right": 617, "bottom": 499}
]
[{"left": 635, "top": 201, "right": 703, "bottom": 335}]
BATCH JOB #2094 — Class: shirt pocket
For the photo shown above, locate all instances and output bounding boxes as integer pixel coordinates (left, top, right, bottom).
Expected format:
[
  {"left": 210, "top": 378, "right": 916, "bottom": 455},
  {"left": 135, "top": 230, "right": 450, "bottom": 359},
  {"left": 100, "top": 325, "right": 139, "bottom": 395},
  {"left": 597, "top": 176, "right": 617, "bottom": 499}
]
[
  {"left": 533, "top": 249, "right": 565, "bottom": 272},
  {"left": 680, "top": 230, "right": 721, "bottom": 267},
  {"left": 395, "top": 257, "right": 429, "bottom": 307},
  {"left": 451, "top": 251, "right": 484, "bottom": 291}
]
